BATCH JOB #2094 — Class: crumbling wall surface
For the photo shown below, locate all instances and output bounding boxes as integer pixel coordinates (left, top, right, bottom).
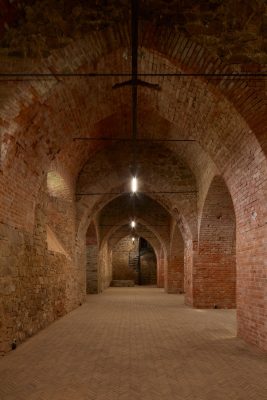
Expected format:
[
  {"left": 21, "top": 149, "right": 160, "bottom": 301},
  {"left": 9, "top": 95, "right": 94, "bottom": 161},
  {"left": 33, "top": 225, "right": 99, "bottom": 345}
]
[{"left": 0, "top": 182, "right": 85, "bottom": 355}]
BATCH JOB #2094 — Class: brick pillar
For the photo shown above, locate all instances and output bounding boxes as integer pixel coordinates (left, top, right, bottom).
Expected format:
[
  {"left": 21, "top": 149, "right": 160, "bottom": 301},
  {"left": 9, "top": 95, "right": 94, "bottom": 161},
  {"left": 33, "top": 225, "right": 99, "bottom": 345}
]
[
  {"left": 157, "top": 247, "right": 165, "bottom": 288},
  {"left": 86, "top": 222, "right": 99, "bottom": 294},
  {"left": 167, "top": 224, "right": 184, "bottom": 294},
  {"left": 193, "top": 176, "right": 236, "bottom": 309}
]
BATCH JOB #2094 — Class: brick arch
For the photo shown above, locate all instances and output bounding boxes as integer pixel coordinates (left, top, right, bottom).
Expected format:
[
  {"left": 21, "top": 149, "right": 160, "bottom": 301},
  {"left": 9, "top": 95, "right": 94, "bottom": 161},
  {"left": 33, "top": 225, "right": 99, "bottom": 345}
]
[
  {"left": 0, "top": 40, "right": 263, "bottom": 232},
  {"left": 74, "top": 139, "right": 198, "bottom": 244},
  {"left": 76, "top": 181, "right": 195, "bottom": 258},
  {"left": 194, "top": 175, "right": 236, "bottom": 309},
  {"left": 116, "top": 223, "right": 163, "bottom": 257},
  {"left": 104, "top": 220, "right": 167, "bottom": 288},
  {"left": 97, "top": 191, "right": 172, "bottom": 291},
  {"left": 56, "top": 104, "right": 218, "bottom": 185},
  {"left": 140, "top": 27, "right": 266, "bottom": 157},
  {"left": 0, "top": 22, "right": 264, "bottom": 160},
  {"left": 110, "top": 233, "right": 158, "bottom": 287},
  {"left": 99, "top": 214, "right": 169, "bottom": 258},
  {"left": 0, "top": 23, "right": 266, "bottom": 351},
  {"left": 0, "top": 26, "right": 265, "bottom": 233},
  {"left": 66, "top": 94, "right": 267, "bottom": 350},
  {"left": 108, "top": 223, "right": 162, "bottom": 259},
  {"left": 135, "top": 67, "right": 267, "bottom": 349}
]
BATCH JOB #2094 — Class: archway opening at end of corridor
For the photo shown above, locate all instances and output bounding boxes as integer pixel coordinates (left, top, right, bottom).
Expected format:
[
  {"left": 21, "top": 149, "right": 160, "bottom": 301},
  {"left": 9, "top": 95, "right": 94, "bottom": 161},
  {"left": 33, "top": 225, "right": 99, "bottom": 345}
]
[{"left": 111, "top": 235, "right": 157, "bottom": 287}]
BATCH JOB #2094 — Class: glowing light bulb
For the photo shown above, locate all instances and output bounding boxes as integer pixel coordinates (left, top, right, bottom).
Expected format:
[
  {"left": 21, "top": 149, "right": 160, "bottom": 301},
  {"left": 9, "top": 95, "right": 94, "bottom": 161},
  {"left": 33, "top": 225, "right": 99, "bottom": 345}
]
[
  {"left": 131, "top": 220, "right": 136, "bottom": 228},
  {"left": 132, "top": 236, "right": 135, "bottom": 243},
  {"left": 131, "top": 176, "right": 137, "bottom": 193}
]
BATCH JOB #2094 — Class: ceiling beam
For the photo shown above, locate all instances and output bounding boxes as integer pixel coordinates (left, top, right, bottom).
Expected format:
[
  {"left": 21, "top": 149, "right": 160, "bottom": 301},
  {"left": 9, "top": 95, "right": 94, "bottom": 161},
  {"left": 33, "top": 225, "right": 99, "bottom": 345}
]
[
  {"left": 0, "top": 73, "right": 266, "bottom": 79},
  {"left": 76, "top": 191, "right": 197, "bottom": 195},
  {"left": 73, "top": 137, "right": 196, "bottom": 142}
]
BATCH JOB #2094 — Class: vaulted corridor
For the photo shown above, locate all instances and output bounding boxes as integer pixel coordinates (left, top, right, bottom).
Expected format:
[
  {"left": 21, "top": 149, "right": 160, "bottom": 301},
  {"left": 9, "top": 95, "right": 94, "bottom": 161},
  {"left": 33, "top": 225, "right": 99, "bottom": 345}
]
[
  {"left": 0, "top": 287, "right": 266, "bottom": 400},
  {"left": 0, "top": 2, "right": 266, "bottom": 398}
]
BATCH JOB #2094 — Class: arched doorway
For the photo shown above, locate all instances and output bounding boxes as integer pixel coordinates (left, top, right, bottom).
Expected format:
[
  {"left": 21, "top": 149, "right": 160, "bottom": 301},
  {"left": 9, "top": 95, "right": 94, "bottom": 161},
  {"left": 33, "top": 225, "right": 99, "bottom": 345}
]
[{"left": 111, "top": 235, "right": 157, "bottom": 286}]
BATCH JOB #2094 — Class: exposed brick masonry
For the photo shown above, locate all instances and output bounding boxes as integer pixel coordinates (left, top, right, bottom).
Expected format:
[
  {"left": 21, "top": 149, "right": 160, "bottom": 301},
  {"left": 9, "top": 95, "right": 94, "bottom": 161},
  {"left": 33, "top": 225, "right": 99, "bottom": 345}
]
[{"left": 0, "top": 4, "right": 266, "bottom": 354}]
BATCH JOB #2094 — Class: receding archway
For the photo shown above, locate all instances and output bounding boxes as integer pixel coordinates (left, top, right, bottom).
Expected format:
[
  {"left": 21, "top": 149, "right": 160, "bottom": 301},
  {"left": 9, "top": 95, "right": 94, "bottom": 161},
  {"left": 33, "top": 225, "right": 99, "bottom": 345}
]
[
  {"left": 111, "top": 235, "right": 157, "bottom": 286},
  {"left": 0, "top": 5, "right": 265, "bottom": 354}
]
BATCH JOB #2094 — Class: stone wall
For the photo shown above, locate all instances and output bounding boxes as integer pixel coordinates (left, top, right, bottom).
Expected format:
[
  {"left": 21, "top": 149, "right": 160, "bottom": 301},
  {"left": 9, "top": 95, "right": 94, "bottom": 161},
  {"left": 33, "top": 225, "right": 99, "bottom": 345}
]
[
  {"left": 0, "top": 221, "right": 84, "bottom": 355},
  {"left": 0, "top": 169, "right": 85, "bottom": 355}
]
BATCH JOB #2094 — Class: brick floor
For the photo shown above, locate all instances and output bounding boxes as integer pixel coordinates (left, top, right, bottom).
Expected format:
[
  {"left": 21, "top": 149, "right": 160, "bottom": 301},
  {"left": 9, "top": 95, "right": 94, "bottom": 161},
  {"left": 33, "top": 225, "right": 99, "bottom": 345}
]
[{"left": 0, "top": 287, "right": 266, "bottom": 400}]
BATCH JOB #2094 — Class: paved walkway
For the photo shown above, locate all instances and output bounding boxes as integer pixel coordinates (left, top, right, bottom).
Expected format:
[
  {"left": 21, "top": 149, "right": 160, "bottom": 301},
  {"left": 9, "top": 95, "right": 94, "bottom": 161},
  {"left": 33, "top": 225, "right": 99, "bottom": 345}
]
[{"left": 0, "top": 287, "right": 266, "bottom": 400}]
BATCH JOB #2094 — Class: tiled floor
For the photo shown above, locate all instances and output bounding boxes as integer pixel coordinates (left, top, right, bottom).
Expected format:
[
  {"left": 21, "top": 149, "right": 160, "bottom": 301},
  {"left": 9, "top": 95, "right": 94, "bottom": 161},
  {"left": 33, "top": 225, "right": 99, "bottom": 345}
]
[{"left": 0, "top": 287, "right": 266, "bottom": 400}]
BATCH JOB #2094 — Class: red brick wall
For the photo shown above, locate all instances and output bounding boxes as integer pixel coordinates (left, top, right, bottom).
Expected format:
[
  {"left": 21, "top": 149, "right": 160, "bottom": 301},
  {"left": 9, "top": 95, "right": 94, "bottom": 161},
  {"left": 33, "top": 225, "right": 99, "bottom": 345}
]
[
  {"left": 167, "top": 223, "right": 184, "bottom": 294},
  {"left": 157, "top": 247, "right": 165, "bottom": 288},
  {"left": 0, "top": 20, "right": 265, "bottom": 353},
  {"left": 194, "top": 176, "right": 236, "bottom": 308},
  {"left": 86, "top": 222, "right": 98, "bottom": 294},
  {"left": 184, "top": 240, "right": 195, "bottom": 306},
  {"left": 225, "top": 137, "right": 267, "bottom": 351}
]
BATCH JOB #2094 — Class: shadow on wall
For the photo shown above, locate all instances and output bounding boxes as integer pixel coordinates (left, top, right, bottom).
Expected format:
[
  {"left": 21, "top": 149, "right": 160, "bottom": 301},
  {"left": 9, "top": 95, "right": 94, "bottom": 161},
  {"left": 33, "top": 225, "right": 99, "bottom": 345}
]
[{"left": 86, "top": 221, "right": 112, "bottom": 294}]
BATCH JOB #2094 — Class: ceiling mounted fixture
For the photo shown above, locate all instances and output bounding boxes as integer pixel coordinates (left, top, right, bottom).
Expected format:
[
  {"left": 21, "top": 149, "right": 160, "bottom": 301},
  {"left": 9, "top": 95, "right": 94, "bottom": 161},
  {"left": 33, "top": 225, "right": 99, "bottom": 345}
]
[
  {"left": 131, "top": 176, "right": 138, "bottom": 193},
  {"left": 131, "top": 220, "right": 136, "bottom": 229}
]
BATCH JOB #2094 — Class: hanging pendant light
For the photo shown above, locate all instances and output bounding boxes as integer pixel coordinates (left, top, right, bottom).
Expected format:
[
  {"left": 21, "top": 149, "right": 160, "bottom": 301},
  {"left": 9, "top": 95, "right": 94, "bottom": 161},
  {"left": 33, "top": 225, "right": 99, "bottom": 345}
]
[{"left": 131, "top": 176, "right": 138, "bottom": 193}]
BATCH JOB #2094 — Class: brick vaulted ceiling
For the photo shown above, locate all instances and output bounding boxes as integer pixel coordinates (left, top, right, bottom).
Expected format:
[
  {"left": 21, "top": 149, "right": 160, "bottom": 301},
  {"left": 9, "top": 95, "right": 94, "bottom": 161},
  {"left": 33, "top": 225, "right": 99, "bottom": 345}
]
[
  {"left": 0, "top": 0, "right": 266, "bottom": 354},
  {"left": 0, "top": 0, "right": 266, "bottom": 235},
  {"left": 98, "top": 193, "right": 171, "bottom": 250}
]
